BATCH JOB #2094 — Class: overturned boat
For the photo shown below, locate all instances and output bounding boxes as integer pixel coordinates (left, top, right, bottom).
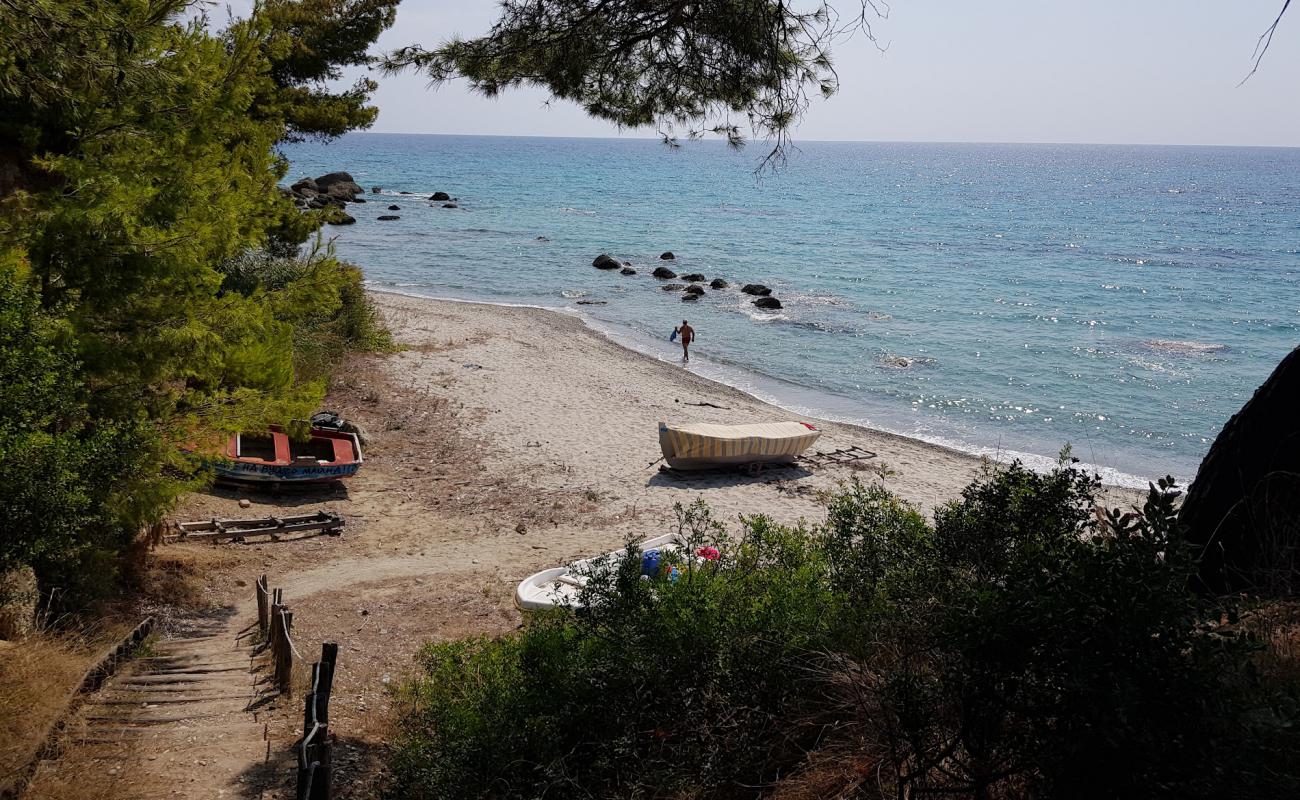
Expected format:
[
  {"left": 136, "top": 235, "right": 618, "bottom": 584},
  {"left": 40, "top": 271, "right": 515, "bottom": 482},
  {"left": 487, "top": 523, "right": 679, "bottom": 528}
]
[
  {"left": 658, "top": 420, "right": 821, "bottom": 470},
  {"left": 214, "top": 425, "right": 363, "bottom": 485}
]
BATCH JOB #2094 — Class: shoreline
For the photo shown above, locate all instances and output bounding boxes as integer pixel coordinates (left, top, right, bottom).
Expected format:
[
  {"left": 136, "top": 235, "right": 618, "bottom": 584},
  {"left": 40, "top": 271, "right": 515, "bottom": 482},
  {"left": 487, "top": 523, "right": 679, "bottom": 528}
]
[{"left": 369, "top": 286, "right": 1158, "bottom": 491}]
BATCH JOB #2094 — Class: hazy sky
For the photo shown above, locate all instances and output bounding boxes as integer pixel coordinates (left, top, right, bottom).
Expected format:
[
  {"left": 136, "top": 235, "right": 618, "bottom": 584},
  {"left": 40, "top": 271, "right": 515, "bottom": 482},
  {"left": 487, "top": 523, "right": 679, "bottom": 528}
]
[{"left": 263, "top": 1, "right": 1300, "bottom": 146}]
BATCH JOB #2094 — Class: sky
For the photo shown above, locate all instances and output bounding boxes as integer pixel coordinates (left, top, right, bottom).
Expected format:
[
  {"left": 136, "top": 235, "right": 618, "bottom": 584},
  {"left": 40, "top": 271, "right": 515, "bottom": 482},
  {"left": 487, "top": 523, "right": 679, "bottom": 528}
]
[{"left": 244, "top": 1, "right": 1300, "bottom": 147}]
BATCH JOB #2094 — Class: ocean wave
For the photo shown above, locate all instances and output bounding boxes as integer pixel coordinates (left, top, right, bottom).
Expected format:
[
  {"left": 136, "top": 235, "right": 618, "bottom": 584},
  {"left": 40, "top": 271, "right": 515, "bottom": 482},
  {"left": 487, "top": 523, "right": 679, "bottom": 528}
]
[
  {"left": 560, "top": 290, "right": 587, "bottom": 299},
  {"left": 1141, "top": 339, "right": 1228, "bottom": 356},
  {"left": 557, "top": 207, "right": 597, "bottom": 216}
]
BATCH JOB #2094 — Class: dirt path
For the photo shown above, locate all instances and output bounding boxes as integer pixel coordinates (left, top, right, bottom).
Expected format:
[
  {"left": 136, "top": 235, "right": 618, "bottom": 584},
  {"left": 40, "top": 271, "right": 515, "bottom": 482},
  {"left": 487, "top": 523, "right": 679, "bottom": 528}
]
[{"left": 26, "top": 606, "right": 273, "bottom": 800}]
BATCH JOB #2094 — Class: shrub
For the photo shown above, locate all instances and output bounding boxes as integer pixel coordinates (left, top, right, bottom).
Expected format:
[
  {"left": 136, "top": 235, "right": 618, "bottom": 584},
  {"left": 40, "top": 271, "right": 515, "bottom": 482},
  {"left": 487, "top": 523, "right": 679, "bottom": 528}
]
[{"left": 388, "top": 467, "right": 1300, "bottom": 799}]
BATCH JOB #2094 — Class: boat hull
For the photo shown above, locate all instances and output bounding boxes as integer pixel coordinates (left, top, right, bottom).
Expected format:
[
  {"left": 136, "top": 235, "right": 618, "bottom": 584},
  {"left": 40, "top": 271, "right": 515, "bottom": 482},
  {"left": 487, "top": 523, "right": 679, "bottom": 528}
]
[
  {"left": 214, "top": 426, "right": 363, "bottom": 485},
  {"left": 213, "top": 460, "right": 362, "bottom": 484},
  {"left": 658, "top": 421, "right": 820, "bottom": 470},
  {"left": 516, "top": 533, "right": 684, "bottom": 611}
]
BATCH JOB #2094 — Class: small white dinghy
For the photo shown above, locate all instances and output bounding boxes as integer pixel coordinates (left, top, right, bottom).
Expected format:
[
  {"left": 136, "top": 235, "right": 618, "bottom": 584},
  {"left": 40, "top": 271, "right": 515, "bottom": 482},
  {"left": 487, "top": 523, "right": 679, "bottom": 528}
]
[{"left": 515, "top": 533, "right": 686, "bottom": 611}]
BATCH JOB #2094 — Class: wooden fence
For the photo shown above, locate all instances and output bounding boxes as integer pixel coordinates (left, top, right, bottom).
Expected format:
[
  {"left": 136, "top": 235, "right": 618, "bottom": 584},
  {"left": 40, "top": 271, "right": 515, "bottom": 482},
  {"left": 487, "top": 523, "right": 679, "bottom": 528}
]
[
  {"left": 255, "top": 574, "right": 297, "bottom": 695},
  {"left": 297, "top": 642, "right": 338, "bottom": 800},
  {"left": 254, "top": 575, "right": 339, "bottom": 799}
]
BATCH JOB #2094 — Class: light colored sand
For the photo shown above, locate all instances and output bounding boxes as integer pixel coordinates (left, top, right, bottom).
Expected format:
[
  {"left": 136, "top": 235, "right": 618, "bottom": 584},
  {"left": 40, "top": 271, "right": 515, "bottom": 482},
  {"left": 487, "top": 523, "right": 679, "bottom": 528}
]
[{"left": 373, "top": 290, "right": 1011, "bottom": 528}]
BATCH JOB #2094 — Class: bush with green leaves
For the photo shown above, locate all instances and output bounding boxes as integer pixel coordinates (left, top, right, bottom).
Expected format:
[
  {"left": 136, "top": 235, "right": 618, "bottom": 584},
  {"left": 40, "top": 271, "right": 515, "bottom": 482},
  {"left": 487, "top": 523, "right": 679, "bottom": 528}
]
[{"left": 389, "top": 463, "right": 1298, "bottom": 799}]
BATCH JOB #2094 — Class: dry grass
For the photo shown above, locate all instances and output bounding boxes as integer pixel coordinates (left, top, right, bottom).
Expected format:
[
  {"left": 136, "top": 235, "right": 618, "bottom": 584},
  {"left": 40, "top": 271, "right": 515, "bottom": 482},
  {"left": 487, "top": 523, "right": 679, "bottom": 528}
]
[{"left": 0, "top": 624, "right": 130, "bottom": 784}]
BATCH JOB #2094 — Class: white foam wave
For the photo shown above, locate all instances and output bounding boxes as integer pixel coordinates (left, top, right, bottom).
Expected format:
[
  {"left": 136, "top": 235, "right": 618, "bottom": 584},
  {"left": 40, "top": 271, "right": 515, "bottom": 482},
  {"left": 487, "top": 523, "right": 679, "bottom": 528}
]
[{"left": 1141, "top": 339, "right": 1228, "bottom": 355}]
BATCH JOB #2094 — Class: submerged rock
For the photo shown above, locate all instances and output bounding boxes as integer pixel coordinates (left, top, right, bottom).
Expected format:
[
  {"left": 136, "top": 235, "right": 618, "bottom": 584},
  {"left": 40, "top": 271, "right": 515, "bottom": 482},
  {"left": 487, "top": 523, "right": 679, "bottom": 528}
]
[
  {"left": 620, "top": 267, "right": 637, "bottom": 275},
  {"left": 377, "top": 215, "right": 400, "bottom": 221},
  {"left": 372, "top": 186, "right": 382, "bottom": 193},
  {"left": 680, "top": 273, "right": 706, "bottom": 283},
  {"left": 1180, "top": 345, "right": 1300, "bottom": 594},
  {"left": 593, "top": 254, "right": 621, "bottom": 270},
  {"left": 442, "top": 203, "right": 458, "bottom": 209},
  {"left": 683, "top": 285, "right": 705, "bottom": 296},
  {"left": 652, "top": 266, "right": 678, "bottom": 279},
  {"left": 752, "top": 296, "right": 782, "bottom": 309},
  {"left": 350, "top": 197, "right": 366, "bottom": 203},
  {"left": 710, "top": 278, "right": 729, "bottom": 289},
  {"left": 660, "top": 251, "right": 676, "bottom": 260},
  {"left": 661, "top": 283, "right": 686, "bottom": 291},
  {"left": 387, "top": 204, "right": 401, "bottom": 211},
  {"left": 431, "top": 191, "right": 451, "bottom": 201},
  {"left": 681, "top": 293, "right": 700, "bottom": 302},
  {"left": 742, "top": 284, "right": 772, "bottom": 296}
]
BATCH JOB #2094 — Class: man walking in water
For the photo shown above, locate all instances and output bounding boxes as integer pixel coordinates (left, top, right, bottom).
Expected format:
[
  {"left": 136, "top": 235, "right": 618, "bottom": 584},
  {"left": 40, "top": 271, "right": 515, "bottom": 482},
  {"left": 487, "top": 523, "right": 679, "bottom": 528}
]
[{"left": 675, "top": 320, "right": 695, "bottom": 362}]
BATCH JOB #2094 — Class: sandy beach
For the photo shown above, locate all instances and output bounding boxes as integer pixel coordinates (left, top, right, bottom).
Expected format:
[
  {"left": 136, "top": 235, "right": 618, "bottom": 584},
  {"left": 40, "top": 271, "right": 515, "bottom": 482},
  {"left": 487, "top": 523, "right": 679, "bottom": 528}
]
[
  {"left": 372, "top": 291, "right": 1008, "bottom": 524},
  {"left": 30, "top": 291, "right": 1143, "bottom": 799}
]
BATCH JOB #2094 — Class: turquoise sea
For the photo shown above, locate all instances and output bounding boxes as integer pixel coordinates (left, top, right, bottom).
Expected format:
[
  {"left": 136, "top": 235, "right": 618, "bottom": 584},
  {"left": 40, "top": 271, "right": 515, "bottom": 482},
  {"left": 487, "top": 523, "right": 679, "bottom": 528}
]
[{"left": 283, "top": 134, "right": 1300, "bottom": 486}]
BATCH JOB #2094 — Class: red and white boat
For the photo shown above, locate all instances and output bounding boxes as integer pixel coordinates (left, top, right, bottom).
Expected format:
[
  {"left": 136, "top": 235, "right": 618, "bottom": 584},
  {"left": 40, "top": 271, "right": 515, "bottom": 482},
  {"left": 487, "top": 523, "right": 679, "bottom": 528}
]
[{"left": 214, "top": 426, "right": 363, "bottom": 485}]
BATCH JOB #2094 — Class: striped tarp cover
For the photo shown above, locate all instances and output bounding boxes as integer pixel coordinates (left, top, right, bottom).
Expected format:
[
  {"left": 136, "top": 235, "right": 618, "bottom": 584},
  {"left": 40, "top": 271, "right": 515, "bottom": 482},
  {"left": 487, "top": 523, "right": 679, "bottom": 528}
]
[{"left": 659, "top": 421, "right": 821, "bottom": 465}]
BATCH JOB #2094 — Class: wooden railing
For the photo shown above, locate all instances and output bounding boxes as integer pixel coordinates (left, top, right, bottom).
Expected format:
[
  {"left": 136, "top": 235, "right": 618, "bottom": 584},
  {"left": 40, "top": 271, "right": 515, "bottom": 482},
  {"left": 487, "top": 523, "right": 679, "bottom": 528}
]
[
  {"left": 254, "top": 575, "right": 339, "bottom": 799},
  {"left": 297, "top": 642, "right": 338, "bottom": 800},
  {"left": 255, "top": 575, "right": 297, "bottom": 695}
]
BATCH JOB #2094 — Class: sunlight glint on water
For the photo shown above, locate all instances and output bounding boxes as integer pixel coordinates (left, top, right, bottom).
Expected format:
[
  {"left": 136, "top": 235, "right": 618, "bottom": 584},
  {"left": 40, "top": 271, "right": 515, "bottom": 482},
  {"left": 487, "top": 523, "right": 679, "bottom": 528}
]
[{"left": 284, "top": 134, "right": 1300, "bottom": 485}]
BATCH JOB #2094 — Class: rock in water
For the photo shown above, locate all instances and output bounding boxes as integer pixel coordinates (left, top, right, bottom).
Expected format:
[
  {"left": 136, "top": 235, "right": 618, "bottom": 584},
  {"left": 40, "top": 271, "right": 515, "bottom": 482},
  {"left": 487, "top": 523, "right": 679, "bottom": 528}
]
[
  {"left": 371, "top": 186, "right": 382, "bottom": 193},
  {"left": 620, "top": 267, "right": 637, "bottom": 275},
  {"left": 0, "top": 565, "right": 38, "bottom": 640},
  {"left": 683, "top": 285, "right": 705, "bottom": 296},
  {"left": 681, "top": 293, "right": 700, "bottom": 302},
  {"left": 753, "top": 297, "right": 783, "bottom": 309},
  {"left": 326, "top": 210, "right": 356, "bottom": 225},
  {"left": 1180, "top": 345, "right": 1300, "bottom": 594},
  {"left": 351, "top": 197, "right": 366, "bottom": 203},
  {"left": 652, "top": 266, "right": 677, "bottom": 279},
  {"left": 660, "top": 251, "right": 676, "bottom": 260},
  {"left": 431, "top": 191, "right": 451, "bottom": 201},
  {"left": 592, "top": 254, "right": 621, "bottom": 270},
  {"left": 710, "top": 278, "right": 729, "bottom": 289},
  {"left": 680, "top": 273, "right": 706, "bottom": 282},
  {"left": 742, "top": 284, "right": 772, "bottom": 296},
  {"left": 442, "top": 203, "right": 458, "bottom": 209},
  {"left": 660, "top": 283, "right": 686, "bottom": 291},
  {"left": 387, "top": 204, "right": 400, "bottom": 210},
  {"left": 315, "top": 171, "right": 363, "bottom": 201},
  {"left": 378, "top": 215, "right": 400, "bottom": 221},
  {"left": 290, "top": 178, "right": 318, "bottom": 194}
]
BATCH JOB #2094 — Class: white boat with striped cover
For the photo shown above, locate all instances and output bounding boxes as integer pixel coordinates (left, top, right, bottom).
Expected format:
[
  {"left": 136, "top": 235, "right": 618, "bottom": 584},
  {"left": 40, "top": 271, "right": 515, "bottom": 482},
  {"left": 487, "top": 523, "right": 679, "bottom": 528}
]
[{"left": 657, "top": 420, "right": 821, "bottom": 470}]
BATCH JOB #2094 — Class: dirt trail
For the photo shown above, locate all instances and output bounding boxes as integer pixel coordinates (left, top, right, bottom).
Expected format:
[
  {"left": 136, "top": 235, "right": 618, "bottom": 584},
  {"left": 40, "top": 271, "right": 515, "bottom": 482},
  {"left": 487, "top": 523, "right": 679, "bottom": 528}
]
[{"left": 26, "top": 606, "right": 274, "bottom": 800}]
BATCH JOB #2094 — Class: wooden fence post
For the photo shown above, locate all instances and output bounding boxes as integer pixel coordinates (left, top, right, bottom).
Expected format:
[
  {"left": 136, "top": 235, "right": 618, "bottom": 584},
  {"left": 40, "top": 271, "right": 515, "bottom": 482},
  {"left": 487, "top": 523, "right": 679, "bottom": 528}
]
[
  {"left": 269, "top": 602, "right": 283, "bottom": 685},
  {"left": 255, "top": 574, "right": 269, "bottom": 636},
  {"left": 296, "top": 643, "right": 339, "bottom": 800},
  {"left": 277, "top": 609, "right": 294, "bottom": 696}
]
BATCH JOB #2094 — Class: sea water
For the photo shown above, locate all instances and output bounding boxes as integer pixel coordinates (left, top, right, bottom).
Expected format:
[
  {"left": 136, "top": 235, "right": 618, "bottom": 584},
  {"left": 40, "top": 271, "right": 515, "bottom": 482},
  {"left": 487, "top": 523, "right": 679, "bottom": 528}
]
[{"left": 283, "top": 134, "right": 1300, "bottom": 486}]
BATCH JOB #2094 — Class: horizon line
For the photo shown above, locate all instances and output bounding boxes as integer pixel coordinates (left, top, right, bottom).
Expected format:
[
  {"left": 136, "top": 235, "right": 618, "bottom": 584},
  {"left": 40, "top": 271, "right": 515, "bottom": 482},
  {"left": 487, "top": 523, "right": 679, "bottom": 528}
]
[{"left": 328, "top": 130, "right": 1300, "bottom": 150}]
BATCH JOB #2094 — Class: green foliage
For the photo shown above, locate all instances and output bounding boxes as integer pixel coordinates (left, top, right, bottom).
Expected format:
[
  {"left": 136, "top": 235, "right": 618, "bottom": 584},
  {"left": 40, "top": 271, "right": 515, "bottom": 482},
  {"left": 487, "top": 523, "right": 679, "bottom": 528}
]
[
  {"left": 384, "top": 0, "right": 883, "bottom": 168},
  {"left": 390, "top": 467, "right": 1299, "bottom": 799},
  {"left": 257, "top": 0, "right": 399, "bottom": 140},
  {"left": 0, "top": 0, "right": 394, "bottom": 604},
  {"left": 0, "top": 258, "right": 172, "bottom": 605}
]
